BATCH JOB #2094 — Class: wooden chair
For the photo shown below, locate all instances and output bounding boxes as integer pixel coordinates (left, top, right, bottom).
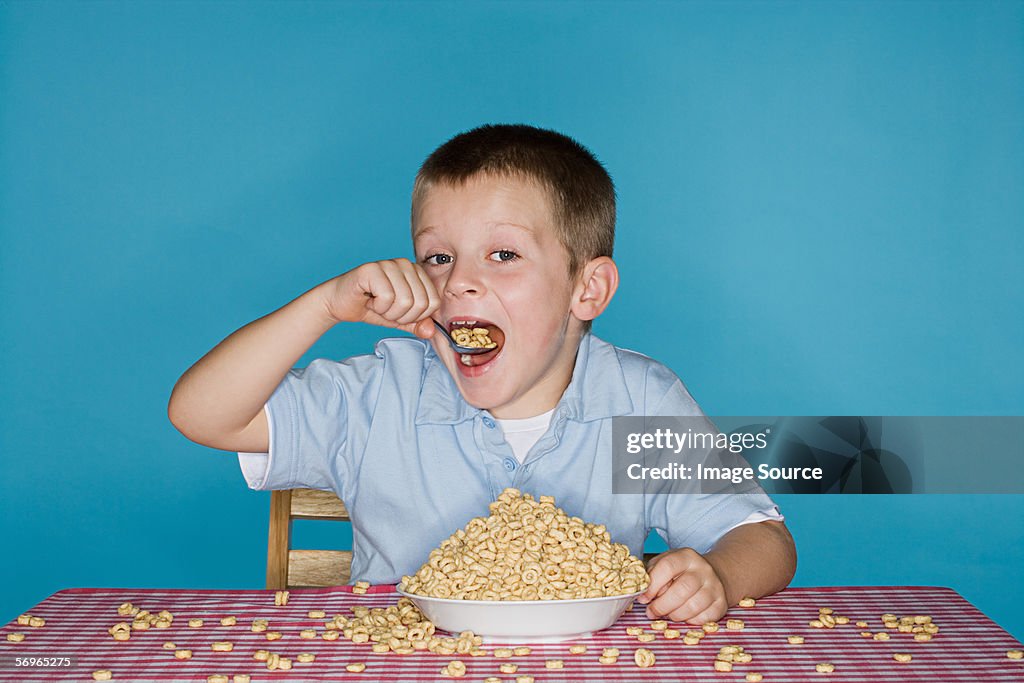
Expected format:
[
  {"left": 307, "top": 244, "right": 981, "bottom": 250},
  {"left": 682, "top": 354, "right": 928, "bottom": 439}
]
[
  {"left": 266, "top": 487, "right": 661, "bottom": 589},
  {"left": 266, "top": 489, "right": 352, "bottom": 589}
]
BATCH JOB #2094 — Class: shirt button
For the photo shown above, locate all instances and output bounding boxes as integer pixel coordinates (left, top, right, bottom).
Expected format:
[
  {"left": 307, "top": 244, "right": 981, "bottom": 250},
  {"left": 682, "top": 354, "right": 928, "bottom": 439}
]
[
  {"left": 503, "top": 457, "right": 516, "bottom": 471},
  {"left": 482, "top": 417, "right": 496, "bottom": 428}
]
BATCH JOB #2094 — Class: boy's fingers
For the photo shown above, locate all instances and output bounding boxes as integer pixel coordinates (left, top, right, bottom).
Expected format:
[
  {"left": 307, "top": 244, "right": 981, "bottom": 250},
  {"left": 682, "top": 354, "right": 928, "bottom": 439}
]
[
  {"left": 377, "top": 260, "right": 418, "bottom": 322},
  {"left": 645, "top": 572, "right": 701, "bottom": 620},
  {"left": 392, "top": 262, "right": 430, "bottom": 325},
  {"left": 412, "top": 263, "right": 442, "bottom": 318},
  {"left": 362, "top": 268, "right": 397, "bottom": 318},
  {"left": 640, "top": 549, "right": 697, "bottom": 603}
]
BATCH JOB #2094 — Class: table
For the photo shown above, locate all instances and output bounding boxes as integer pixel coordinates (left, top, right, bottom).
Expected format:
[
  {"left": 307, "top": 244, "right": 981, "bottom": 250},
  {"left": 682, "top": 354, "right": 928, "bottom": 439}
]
[{"left": 1, "top": 585, "right": 1022, "bottom": 681}]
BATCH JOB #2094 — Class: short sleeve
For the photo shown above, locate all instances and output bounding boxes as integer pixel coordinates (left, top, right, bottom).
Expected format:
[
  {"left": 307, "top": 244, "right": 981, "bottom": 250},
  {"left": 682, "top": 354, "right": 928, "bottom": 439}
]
[
  {"left": 237, "top": 357, "right": 372, "bottom": 494},
  {"left": 238, "top": 406, "right": 272, "bottom": 489},
  {"left": 643, "top": 372, "right": 785, "bottom": 553}
]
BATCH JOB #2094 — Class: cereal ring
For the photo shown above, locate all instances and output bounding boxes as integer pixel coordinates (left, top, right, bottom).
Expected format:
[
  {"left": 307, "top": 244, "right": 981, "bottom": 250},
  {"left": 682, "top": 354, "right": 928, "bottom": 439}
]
[
  {"left": 714, "top": 660, "right": 733, "bottom": 672},
  {"left": 1008, "top": 650, "right": 1024, "bottom": 660},
  {"left": 739, "top": 597, "right": 756, "bottom": 608},
  {"left": 788, "top": 635, "right": 805, "bottom": 644},
  {"left": 634, "top": 648, "right": 656, "bottom": 668},
  {"left": 816, "top": 662, "right": 835, "bottom": 673},
  {"left": 894, "top": 653, "right": 912, "bottom": 663},
  {"left": 546, "top": 659, "right": 564, "bottom": 669},
  {"left": 92, "top": 672, "right": 113, "bottom": 681}
]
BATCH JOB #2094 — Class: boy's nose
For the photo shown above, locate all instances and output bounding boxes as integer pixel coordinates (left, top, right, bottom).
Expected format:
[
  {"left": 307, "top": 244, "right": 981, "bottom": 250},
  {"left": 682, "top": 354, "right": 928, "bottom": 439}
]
[{"left": 444, "top": 262, "right": 485, "bottom": 298}]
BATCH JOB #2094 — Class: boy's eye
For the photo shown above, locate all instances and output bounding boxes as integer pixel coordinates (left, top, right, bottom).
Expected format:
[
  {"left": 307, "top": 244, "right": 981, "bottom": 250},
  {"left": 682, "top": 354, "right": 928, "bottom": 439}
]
[
  {"left": 423, "top": 253, "right": 453, "bottom": 266},
  {"left": 489, "top": 250, "right": 520, "bottom": 263}
]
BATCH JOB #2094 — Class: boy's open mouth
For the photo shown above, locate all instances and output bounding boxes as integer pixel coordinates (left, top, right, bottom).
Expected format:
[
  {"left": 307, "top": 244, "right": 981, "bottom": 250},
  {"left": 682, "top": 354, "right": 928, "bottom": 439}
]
[{"left": 447, "top": 318, "right": 504, "bottom": 369}]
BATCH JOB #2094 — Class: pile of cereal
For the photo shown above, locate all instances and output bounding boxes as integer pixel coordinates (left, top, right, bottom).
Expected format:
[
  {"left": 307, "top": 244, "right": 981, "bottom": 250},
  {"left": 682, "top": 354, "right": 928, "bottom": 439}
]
[{"left": 402, "top": 488, "right": 648, "bottom": 600}]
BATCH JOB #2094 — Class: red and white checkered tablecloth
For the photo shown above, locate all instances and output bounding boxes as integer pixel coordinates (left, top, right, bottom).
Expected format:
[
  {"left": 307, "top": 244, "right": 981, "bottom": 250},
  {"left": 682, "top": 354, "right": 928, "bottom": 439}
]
[{"left": 1, "top": 585, "right": 1021, "bottom": 681}]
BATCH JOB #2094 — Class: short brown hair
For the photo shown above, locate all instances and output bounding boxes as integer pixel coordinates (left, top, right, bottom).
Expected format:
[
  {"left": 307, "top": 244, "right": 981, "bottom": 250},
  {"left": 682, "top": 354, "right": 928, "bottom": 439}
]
[{"left": 411, "top": 124, "right": 616, "bottom": 276}]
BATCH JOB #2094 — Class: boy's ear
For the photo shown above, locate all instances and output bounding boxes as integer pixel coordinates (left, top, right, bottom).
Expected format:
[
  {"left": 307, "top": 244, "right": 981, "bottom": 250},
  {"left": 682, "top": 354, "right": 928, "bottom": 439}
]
[{"left": 571, "top": 256, "right": 619, "bottom": 322}]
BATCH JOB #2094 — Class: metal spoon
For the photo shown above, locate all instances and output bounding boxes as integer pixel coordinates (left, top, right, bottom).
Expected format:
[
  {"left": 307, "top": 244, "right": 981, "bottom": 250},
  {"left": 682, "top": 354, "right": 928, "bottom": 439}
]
[{"left": 432, "top": 319, "right": 496, "bottom": 355}]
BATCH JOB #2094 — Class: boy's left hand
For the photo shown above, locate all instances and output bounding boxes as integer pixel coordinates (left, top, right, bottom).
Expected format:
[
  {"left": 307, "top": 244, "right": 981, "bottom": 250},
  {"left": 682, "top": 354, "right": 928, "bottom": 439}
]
[{"left": 637, "top": 548, "right": 729, "bottom": 624}]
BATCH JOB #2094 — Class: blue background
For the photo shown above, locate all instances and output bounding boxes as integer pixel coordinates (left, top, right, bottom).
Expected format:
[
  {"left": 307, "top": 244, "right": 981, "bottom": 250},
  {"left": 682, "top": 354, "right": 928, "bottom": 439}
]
[{"left": 2, "top": 0, "right": 1022, "bottom": 639}]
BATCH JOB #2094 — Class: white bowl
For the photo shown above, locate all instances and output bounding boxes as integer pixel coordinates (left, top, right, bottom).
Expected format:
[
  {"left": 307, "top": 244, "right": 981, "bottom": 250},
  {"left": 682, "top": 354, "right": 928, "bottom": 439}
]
[{"left": 396, "top": 584, "right": 643, "bottom": 641}]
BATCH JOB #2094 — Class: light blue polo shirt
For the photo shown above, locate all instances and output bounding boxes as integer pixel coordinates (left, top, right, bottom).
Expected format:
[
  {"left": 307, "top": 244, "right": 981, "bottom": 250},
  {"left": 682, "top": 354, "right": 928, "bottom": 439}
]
[{"left": 239, "top": 333, "right": 781, "bottom": 584}]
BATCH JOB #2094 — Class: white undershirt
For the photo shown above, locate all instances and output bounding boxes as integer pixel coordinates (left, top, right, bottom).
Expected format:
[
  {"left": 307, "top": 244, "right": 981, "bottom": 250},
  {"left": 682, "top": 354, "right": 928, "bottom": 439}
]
[{"left": 493, "top": 408, "right": 555, "bottom": 463}]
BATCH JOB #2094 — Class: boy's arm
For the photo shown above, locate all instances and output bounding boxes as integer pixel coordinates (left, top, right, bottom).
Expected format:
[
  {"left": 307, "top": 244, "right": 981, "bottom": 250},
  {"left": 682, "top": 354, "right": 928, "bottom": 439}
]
[
  {"left": 639, "top": 520, "right": 797, "bottom": 624},
  {"left": 167, "top": 259, "right": 439, "bottom": 453}
]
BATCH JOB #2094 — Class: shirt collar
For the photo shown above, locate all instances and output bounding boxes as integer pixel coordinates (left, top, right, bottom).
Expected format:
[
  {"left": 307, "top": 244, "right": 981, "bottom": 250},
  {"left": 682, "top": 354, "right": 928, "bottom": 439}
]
[{"left": 414, "top": 332, "right": 634, "bottom": 425}]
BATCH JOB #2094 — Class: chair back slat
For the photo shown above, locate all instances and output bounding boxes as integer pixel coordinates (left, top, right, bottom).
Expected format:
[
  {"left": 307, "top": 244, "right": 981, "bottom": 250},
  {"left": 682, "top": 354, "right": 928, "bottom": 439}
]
[
  {"left": 290, "top": 489, "right": 350, "bottom": 520},
  {"left": 288, "top": 549, "right": 352, "bottom": 587}
]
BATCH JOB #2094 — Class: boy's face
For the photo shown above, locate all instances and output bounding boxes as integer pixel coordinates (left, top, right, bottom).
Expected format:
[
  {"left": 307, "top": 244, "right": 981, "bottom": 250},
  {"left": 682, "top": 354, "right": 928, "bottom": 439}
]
[{"left": 413, "top": 173, "right": 583, "bottom": 418}]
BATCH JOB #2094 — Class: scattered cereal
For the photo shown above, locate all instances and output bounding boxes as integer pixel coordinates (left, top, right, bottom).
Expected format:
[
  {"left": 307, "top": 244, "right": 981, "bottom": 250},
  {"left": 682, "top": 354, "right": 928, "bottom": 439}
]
[
  {"left": 514, "top": 647, "right": 532, "bottom": 656},
  {"left": 664, "top": 628, "right": 681, "bottom": 639},
  {"left": 220, "top": 616, "right": 237, "bottom": 626},
  {"left": 787, "top": 635, "right": 804, "bottom": 644},
  {"left": 746, "top": 674, "right": 763, "bottom": 682},
  {"left": 650, "top": 619, "right": 668, "bottom": 630},
  {"left": 440, "top": 660, "right": 466, "bottom": 678},
  {"left": 188, "top": 619, "right": 204, "bottom": 628},
  {"left": 297, "top": 653, "right": 316, "bottom": 663},
  {"left": 727, "top": 619, "right": 745, "bottom": 630},
  {"left": 207, "top": 676, "right": 228, "bottom": 683},
  {"left": 634, "top": 647, "right": 656, "bottom": 668},
  {"left": 210, "top": 641, "right": 233, "bottom": 652},
  {"left": 1008, "top": 650, "right": 1023, "bottom": 660},
  {"left": 815, "top": 662, "right": 835, "bottom": 674},
  {"left": 714, "top": 659, "right": 733, "bottom": 672},
  {"left": 174, "top": 650, "right": 192, "bottom": 660},
  {"left": 739, "top": 597, "right": 756, "bottom": 608},
  {"left": 500, "top": 662, "right": 519, "bottom": 673},
  {"left": 274, "top": 590, "right": 289, "bottom": 606},
  {"left": 6, "top": 633, "right": 25, "bottom": 642},
  {"left": 546, "top": 659, "right": 564, "bottom": 669},
  {"left": 894, "top": 653, "right": 912, "bottom": 663},
  {"left": 703, "top": 621, "right": 720, "bottom": 633},
  {"left": 568, "top": 645, "right": 587, "bottom": 654},
  {"left": 92, "top": 672, "right": 113, "bottom": 681}
]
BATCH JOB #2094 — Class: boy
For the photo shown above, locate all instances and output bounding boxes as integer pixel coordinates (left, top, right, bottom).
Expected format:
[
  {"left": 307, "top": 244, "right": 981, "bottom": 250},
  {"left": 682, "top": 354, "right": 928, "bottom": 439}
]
[{"left": 168, "top": 124, "right": 796, "bottom": 624}]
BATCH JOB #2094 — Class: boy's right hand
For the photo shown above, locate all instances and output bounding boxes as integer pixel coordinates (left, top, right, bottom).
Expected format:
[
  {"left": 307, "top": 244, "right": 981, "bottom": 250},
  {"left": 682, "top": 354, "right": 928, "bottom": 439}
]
[{"left": 321, "top": 258, "right": 441, "bottom": 339}]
